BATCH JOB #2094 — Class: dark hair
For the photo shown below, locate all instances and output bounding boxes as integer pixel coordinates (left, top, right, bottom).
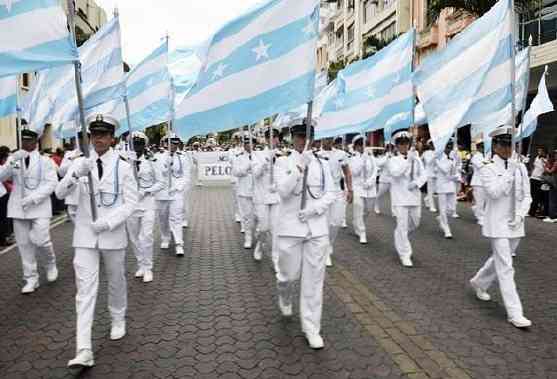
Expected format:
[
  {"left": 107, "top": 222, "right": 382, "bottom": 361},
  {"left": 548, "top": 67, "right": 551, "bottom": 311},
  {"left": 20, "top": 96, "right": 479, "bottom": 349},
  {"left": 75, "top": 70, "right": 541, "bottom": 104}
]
[{"left": 0, "top": 145, "right": 10, "bottom": 160}]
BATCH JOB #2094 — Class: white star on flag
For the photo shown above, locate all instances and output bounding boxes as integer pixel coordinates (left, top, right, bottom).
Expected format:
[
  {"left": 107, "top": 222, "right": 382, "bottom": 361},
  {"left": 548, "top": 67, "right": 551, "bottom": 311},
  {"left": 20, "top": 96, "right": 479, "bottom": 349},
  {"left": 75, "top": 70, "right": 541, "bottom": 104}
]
[
  {"left": 2, "top": 0, "right": 14, "bottom": 12},
  {"left": 302, "top": 19, "right": 317, "bottom": 37},
  {"left": 212, "top": 63, "right": 227, "bottom": 81},
  {"left": 252, "top": 39, "right": 271, "bottom": 62}
]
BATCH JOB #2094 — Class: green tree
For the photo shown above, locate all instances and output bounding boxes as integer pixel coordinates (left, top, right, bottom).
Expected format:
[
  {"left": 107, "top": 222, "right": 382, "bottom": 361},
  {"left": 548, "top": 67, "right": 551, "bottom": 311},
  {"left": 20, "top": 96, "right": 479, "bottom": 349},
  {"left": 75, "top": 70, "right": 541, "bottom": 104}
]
[
  {"left": 427, "top": 0, "right": 541, "bottom": 23},
  {"left": 328, "top": 59, "right": 347, "bottom": 82}
]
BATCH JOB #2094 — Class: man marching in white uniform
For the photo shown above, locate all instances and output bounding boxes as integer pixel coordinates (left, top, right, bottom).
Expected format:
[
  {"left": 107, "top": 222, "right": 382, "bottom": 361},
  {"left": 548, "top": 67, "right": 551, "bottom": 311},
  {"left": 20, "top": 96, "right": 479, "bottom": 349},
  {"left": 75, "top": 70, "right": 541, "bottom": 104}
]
[
  {"left": 387, "top": 131, "right": 427, "bottom": 267},
  {"left": 349, "top": 135, "right": 378, "bottom": 244},
  {"left": 470, "top": 125, "right": 532, "bottom": 328},
  {"left": 275, "top": 120, "right": 334, "bottom": 349},
  {"left": 233, "top": 136, "right": 256, "bottom": 249},
  {"left": 435, "top": 138, "right": 460, "bottom": 239},
  {"left": 422, "top": 140, "right": 437, "bottom": 213},
  {"left": 228, "top": 134, "right": 243, "bottom": 223},
  {"left": 156, "top": 134, "right": 188, "bottom": 256},
  {"left": 320, "top": 137, "right": 352, "bottom": 267},
  {"left": 470, "top": 142, "right": 487, "bottom": 225},
  {"left": 252, "top": 128, "right": 281, "bottom": 267},
  {"left": 0, "top": 129, "right": 59, "bottom": 294},
  {"left": 127, "top": 132, "right": 164, "bottom": 283},
  {"left": 374, "top": 145, "right": 393, "bottom": 215},
  {"left": 180, "top": 142, "right": 194, "bottom": 228},
  {"left": 56, "top": 115, "right": 139, "bottom": 368},
  {"left": 59, "top": 144, "right": 85, "bottom": 222}
]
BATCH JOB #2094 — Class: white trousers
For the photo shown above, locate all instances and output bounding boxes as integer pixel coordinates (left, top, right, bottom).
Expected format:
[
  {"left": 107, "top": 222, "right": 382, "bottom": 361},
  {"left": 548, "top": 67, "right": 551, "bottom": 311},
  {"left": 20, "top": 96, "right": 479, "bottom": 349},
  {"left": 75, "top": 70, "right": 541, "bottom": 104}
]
[
  {"left": 392, "top": 206, "right": 421, "bottom": 260},
  {"left": 127, "top": 209, "right": 155, "bottom": 271},
  {"left": 374, "top": 182, "right": 391, "bottom": 213},
  {"left": 425, "top": 178, "right": 436, "bottom": 210},
  {"left": 472, "top": 186, "right": 487, "bottom": 223},
  {"left": 255, "top": 203, "right": 280, "bottom": 267},
  {"left": 437, "top": 193, "right": 456, "bottom": 235},
  {"left": 471, "top": 238, "right": 523, "bottom": 319},
  {"left": 73, "top": 248, "right": 127, "bottom": 351},
  {"left": 238, "top": 196, "right": 255, "bottom": 240},
  {"left": 183, "top": 186, "right": 192, "bottom": 225},
  {"left": 157, "top": 198, "right": 184, "bottom": 246},
  {"left": 353, "top": 196, "right": 374, "bottom": 238},
  {"left": 276, "top": 235, "right": 328, "bottom": 336},
  {"left": 328, "top": 192, "right": 345, "bottom": 254},
  {"left": 232, "top": 184, "right": 240, "bottom": 219},
  {"left": 13, "top": 218, "right": 56, "bottom": 283}
]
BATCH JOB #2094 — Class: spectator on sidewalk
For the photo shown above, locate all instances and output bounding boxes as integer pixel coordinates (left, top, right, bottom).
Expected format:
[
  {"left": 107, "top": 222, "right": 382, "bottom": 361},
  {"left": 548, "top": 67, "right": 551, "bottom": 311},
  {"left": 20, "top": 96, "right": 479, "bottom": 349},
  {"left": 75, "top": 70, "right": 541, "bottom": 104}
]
[
  {"left": 543, "top": 150, "right": 557, "bottom": 223},
  {"left": 529, "top": 147, "right": 548, "bottom": 218}
]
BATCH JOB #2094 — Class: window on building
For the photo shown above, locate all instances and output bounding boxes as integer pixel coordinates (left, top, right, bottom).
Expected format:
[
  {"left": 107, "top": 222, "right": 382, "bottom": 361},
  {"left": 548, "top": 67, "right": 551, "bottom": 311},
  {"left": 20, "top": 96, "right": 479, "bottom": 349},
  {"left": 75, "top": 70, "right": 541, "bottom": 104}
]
[
  {"left": 520, "top": 0, "right": 557, "bottom": 46},
  {"left": 364, "top": 0, "right": 377, "bottom": 24},
  {"left": 337, "top": 0, "right": 344, "bottom": 9},
  {"left": 347, "top": 23, "right": 355, "bottom": 42},
  {"left": 380, "top": 22, "right": 396, "bottom": 42},
  {"left": 22, "top": 73, "right": 29, "bottom": 88},
  {"left": 347, "top": 0, "right": 355, "bottom": 12},
  {"left": 336, "top": 28, "right": 344, "bottom": 47}
]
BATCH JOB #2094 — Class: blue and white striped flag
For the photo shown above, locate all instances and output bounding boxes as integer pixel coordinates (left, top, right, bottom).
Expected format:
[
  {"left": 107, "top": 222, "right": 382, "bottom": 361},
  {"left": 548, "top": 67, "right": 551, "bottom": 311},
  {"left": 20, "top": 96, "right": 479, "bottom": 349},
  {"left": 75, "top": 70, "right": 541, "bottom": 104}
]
[
  {"left": 414, "top": 0, "right": 513, "bottom": 153},
  {"left": 0, "top": 76, "right": 16, "bottom": 117},
  {"left": 316, "top": 29, "right": 415, "bottom": 139},
  {"left": 518, "top": 67, "right": 554, "bottom": 140},
  {"left": 174, "top": 0, "right": 320, "bottom": 140},
  {"left": 168, "top": 43, "right": 206, "bottom": 108},
  {"left": 23, "top": 17, "right": 125, "bottom": 135},
  {"left": 0, "top": 0, "right": 78, "bottom": 78}
]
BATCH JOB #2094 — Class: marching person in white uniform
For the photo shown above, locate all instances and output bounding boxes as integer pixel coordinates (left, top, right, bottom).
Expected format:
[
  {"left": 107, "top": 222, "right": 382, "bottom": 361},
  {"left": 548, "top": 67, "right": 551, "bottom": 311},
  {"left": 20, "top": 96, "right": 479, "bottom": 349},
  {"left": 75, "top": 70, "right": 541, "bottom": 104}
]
[
  {"left": 228, "top": 134, "right": 243, "bottom": 223},
  {"left": 252, "top": 128, "right": 281, "bottom": 267},
  {"left": 422, "top": 140, "right": 437, "bottom": 212},
  {"left": 435, "top": 138, "right": 460, "bottom": 239},
  {"left": 0, "top": 129, "right": 59, "bottom": 294},
  {"left": 275, "top": 119, "right": 335, "bottom": 349},
  {"left": 470, "top": 142, "right": 487, "bottom": 225},
  {"left": 127, "top": 132, "right": 164, "bottom": 283},
  {"left": 320, "top": 137, "right": 353, "bottom": 267},
  {"left": 59, "top": 144, "right": 84, "bottom": 222},
  {"left": 387, "top": 131, "right": 427, "bottom": 267},
  {"left": 180, "top": 141, "right": 194, "bottom": 228},
  {"left": 374, "top": 145, "right": 393, "bottom": 215},
  {"left": 56, "top": 115, "right": 139, "bottom": 368},
  {"left": 155, "top": 134, "right": 189, "bottom": 256},
  {"left": 232, "top": 136, "right": 256, "bottom": 249},
  {"left": 470, "top": 125, "right": 532, "bottom": 329},
  {"left": 349, "top": 135, "right": 378, "bottom": 244}
]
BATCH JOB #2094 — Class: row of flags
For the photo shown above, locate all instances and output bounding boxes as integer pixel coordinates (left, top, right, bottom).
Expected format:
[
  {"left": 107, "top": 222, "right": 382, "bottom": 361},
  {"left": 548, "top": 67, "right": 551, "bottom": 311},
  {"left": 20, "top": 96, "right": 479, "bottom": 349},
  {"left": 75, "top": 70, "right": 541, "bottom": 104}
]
[{"left": 0, "top": 0, "right": 553, "bottom": 152}]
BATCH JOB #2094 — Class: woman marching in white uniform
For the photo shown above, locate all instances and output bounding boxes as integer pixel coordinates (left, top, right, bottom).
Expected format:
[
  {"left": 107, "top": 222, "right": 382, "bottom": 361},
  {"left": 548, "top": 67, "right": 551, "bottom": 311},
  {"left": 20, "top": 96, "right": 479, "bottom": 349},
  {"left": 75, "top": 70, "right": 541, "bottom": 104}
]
[
  {"left": 434, "top": 138, "right": 460, "bottom": 239},
  {"left": 0, "top": 128, "right": 59, "bottom": 294},
  {"left": 127, "top": 132, "right": 165, "bottom": 283},
  {"left": 469, "top": 125, "right": 532, "bottom": 328},
  {"left": 349, "top": 135, "right": 378, "bottom": 244},
  {"left": 56, "top": 115, "right": 139, "bottom": 368},
  {"left": 387, "top": 131, "right": 427, "bottom": 267}
]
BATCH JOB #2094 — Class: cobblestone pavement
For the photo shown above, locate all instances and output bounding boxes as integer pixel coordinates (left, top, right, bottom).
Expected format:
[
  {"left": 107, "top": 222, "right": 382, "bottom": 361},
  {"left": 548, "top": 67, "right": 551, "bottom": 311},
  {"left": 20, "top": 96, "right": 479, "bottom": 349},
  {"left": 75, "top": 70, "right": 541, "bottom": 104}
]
[{"left": 0, "top": 187, "right": 556, "bottom": 378}]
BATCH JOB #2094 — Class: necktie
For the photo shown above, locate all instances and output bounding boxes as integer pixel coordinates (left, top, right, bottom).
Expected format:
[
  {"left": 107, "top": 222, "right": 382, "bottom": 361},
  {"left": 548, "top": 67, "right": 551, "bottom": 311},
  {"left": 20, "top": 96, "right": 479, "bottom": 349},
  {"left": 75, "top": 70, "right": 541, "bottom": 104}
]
[
  {"left": 97, "top": 158, "right": 103, "bottom": 180},
  {"left": 24, "top": 156, "right": 30, "bottom": 169},
  {"left": 135, "top": 160, "right": 141, "bottom": 171}
]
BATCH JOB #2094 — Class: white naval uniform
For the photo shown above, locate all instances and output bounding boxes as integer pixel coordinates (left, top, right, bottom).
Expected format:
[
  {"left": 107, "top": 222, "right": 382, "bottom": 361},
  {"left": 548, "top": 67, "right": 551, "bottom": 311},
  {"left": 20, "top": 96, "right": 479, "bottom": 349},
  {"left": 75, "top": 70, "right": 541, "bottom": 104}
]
[
  {"left": 232, "top": 152, "right": 255, "bottom": 246},
  {"left": 374, "top": 155, "right": 392, "bottom": 214},
  {"left": 470, "top": 152, "right": 487, "bottom": 224},
  {"left": 59, "top": 150, "right": 83, "bottom": 221},
  {"left": 470, "top": 156, "right": 531, "bottom": 320},
  {"left": 228, "top": 147, "right": 243, "bottom": 222},
  {"left": 387, "top": 154, "right": 427, "bottom": 261},
  {"left": 0, "top": 150, "right": 58, "bottom": 286},
  {"left": 349, "top": 151, "right": 378, "bottom": 240},
  {"left": 181, "top": 150, "right": 195, "bottom": 227},
  {"left": 435, "top": 153, "right": 460, "bottom": 237},
  {"left": 56, "top": 148, "right": 139, "bottom": 352},
  {"left": 155, "top": 151, "right": 189, "bottom": 248},
  {"left": 252, "top": 148, "right": 280, "bottom": 267},
  {"left": 422, "top": 150, "right": 437, "bottom": 211},
  {"left": 319, "top": 148, "right": 348, "bottom": 255},
  {"left": 275, "top": 150, "right": 335, "bottom": 336},
  {"left": 127, "top": 154, "right": 164, "bottom": 272}
]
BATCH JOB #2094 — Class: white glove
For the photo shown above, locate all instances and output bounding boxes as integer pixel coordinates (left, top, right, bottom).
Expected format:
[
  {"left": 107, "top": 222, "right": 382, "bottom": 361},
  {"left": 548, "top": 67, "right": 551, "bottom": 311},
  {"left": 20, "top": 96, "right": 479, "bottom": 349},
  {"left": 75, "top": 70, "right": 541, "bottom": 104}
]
[
  {"left": 91, "top": 219, "right": 110, "bottom": 233},
  {"left": 21, "top": 197, "right": 35, "bottom": 211},
  {"left": 11, "top": 150, "right": 29, "bottom": 161},
  {"left": 508, "top": 215, "right": 523, "bottom": 229},
  {"left": 301, "top": 150, "right": 314, "bottom": 168},
  {"left": 75, "top": 158, "right": 94, "bottom": 178},
  {"left": 298, "top": 207, "right": 316, "bottom": 222},
  {"left": 407, "top": 182, "right": 419, "bottom": 191}
]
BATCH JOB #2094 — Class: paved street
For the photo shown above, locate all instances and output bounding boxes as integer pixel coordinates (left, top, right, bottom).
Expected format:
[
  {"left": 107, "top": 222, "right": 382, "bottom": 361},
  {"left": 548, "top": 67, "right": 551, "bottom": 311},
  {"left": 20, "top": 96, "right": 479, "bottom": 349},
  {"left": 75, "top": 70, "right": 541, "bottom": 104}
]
[{"left": 1, "top": 186, "right": 556, "bottom": 379}]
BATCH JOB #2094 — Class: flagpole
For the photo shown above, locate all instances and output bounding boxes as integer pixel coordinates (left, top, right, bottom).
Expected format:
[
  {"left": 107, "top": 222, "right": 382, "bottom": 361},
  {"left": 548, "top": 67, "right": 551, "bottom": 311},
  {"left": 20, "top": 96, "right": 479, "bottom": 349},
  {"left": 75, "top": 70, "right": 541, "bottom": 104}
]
[
  {"left": 300, "top": 101, "right": 313, "bottom": 210},
  {"left": 66, "top": 0, "right": 98, "bottom": 221},
  {"left": 269, "top": 123, "right": 274, "bottom": 186},
  {"left": 124, "top": 95, "right": 140, "bottom": 188},
  {"left": 518, "top": 36, "right": 533, "bottom": 158},
  {"left": 15, "top": 76, "right": 26, "bottom": 202},
  {"left": 410, "top": 26, "right": 417, "bottom": 181},
  {"left": 509, "top": 0, "right": 518, "bottom": 218}
]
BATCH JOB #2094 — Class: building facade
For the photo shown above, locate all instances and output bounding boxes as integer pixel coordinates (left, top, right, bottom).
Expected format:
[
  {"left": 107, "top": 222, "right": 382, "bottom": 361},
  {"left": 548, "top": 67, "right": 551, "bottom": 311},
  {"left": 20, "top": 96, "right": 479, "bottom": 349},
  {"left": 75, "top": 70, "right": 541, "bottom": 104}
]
[{"left": 0, "top": 0, "right": 107, "bottom": 151}]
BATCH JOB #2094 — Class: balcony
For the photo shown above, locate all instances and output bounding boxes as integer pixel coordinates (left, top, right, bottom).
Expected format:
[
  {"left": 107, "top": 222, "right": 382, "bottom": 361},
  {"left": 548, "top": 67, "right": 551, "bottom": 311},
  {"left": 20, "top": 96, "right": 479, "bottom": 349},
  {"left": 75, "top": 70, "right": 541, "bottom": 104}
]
[{"left": 520, "top": 10, "right": 557, "bottom": 67}]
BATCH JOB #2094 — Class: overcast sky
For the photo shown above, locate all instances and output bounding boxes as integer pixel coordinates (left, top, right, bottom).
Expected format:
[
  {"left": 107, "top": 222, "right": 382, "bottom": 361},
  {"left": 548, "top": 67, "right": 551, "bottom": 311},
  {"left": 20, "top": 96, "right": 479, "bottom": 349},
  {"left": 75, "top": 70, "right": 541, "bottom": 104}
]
[{"left": 95, "top": 0, "right": 264, "bottom": 66}]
